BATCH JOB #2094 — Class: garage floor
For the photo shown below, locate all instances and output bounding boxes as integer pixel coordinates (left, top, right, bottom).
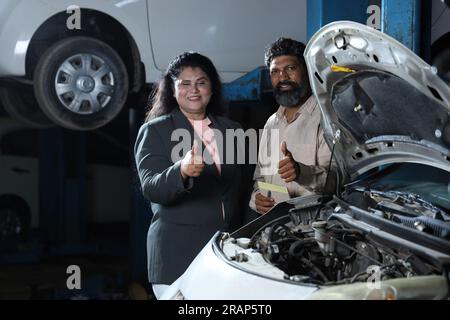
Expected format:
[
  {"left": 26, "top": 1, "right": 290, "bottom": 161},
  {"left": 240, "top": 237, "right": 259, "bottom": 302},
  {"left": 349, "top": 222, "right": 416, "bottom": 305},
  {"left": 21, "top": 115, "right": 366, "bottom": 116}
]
[
  {"left": 0, "top": 223, "right": 153, "bottom": 300},
  {"left": 0, "top": 255, "right": 152, "bottom": 300}
]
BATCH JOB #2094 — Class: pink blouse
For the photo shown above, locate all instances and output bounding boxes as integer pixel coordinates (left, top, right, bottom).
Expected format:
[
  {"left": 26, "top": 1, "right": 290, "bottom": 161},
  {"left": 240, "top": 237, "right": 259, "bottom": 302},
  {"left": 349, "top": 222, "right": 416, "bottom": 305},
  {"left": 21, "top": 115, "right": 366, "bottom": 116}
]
[
  {"left": 188, "top": 117, "right": 225, "bottom": 220},
  {"left": 188, "top": 117, "right": 221, "bottom": 174}
]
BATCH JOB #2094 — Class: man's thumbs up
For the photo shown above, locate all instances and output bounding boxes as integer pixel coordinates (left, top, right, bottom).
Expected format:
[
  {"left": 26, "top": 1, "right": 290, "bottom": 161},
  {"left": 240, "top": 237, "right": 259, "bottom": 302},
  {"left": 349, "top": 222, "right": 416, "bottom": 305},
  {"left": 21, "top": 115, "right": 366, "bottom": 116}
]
[
  {"left": 278, "top": 141, "right": 299, "bottom": 183},
  {"left": 281, "top": 141, "right": 291, "bottom": 157}
]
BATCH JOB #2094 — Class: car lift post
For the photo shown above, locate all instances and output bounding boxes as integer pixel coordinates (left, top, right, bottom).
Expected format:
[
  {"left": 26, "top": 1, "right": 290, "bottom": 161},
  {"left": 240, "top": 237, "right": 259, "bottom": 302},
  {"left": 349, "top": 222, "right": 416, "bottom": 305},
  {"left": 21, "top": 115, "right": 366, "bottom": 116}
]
[
  {"left": 39, "top": 128, "right": 87, "bottom": 249},
  {"left": 381, "top": 0, "right": 422, "bottom": 54},
  {"left": 306, "top": 0, "right": 422, "bottom": 54},
  {"left": 307, "top": 0, "right": 370, "bottom": 39}
]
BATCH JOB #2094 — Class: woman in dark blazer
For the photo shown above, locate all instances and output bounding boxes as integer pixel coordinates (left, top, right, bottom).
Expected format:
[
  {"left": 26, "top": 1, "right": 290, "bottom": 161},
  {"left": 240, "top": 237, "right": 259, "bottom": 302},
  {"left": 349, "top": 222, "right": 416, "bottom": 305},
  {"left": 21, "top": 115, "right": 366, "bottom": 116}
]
[{"left": 134, "top": 52, "right": 245, "bottom": 298}]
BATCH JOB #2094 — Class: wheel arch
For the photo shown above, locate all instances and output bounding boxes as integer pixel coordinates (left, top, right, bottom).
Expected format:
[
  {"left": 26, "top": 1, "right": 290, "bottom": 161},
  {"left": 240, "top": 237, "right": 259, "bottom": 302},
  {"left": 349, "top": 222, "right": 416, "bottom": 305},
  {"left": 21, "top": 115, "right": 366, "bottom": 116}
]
[{"left": 26, "top": 8, "right": 144, "bottom": 93}]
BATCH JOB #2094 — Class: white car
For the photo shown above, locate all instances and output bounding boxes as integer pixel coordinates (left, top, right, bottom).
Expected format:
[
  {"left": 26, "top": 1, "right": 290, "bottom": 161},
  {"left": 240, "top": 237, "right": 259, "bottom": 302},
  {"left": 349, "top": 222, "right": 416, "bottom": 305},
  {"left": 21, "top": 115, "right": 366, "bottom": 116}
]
[
  {"left": 0, "top": 0, "right": 307, "bottom": 130},
  {"left": 161, "top": 21, "right": 450, "bottom": 300}
]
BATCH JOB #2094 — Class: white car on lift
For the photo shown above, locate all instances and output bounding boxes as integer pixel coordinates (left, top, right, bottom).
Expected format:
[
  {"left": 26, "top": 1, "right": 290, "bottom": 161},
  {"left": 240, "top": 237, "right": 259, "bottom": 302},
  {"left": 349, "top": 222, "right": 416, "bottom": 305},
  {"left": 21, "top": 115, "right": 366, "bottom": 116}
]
[
  {"left": 161, "top": 21, "right": 450, "bottom": 300},
  {"left": 0, "top": 0, "right": 307, "bottom": 130},
  {"left": 1, "top": 1, "right": 447, "bottom": 131}
]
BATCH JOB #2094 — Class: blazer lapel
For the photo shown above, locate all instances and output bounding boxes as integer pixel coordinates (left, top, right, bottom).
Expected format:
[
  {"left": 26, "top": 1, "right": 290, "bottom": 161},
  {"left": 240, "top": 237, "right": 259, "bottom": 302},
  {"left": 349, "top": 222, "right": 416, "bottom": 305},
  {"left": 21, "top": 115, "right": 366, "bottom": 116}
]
[{"left": 169, "top": 108, "right": 195, "bottom": 158}]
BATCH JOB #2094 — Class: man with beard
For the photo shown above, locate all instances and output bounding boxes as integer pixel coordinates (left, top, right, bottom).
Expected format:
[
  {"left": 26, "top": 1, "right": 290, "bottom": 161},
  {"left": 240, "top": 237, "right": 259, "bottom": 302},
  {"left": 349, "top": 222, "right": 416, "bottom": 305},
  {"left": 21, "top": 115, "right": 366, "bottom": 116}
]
[{"left": 249, "top": 37, "right": 336, "bottom": 215}]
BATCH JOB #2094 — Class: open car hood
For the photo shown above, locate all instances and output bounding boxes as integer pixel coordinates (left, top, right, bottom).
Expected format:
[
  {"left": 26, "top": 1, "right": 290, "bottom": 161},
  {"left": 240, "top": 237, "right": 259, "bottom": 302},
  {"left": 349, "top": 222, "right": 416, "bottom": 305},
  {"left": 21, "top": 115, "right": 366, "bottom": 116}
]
[{"left": 305, "top": 21, "right": 450, "bottom": 180}]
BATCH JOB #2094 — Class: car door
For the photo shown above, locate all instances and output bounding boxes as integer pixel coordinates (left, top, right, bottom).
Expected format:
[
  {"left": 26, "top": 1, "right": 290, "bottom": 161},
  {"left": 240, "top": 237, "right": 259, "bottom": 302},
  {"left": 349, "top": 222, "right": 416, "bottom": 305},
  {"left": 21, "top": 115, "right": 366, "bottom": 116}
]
[{"left": 147, "top": 0, "right": 307, "bottom": 82}]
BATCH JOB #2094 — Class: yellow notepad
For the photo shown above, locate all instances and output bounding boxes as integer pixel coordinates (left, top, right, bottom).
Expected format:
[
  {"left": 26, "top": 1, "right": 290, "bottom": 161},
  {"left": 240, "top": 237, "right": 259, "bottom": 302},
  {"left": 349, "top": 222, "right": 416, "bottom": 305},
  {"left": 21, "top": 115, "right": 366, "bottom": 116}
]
[{"left": 257, "top": 181, "right": 290, "bottom": 203}]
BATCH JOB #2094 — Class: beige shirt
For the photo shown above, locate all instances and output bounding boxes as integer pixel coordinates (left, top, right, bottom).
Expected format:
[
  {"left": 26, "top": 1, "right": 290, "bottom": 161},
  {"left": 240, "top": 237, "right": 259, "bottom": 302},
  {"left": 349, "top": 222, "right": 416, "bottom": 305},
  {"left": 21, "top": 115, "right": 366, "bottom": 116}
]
[{"left": 249, "top": 95, "right": 335, "bottom": 211}]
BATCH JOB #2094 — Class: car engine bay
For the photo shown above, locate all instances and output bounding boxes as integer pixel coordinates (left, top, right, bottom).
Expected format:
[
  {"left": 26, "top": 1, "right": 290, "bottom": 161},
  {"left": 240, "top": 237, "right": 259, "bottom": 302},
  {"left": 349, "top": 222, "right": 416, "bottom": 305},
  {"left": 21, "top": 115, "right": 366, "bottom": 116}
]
[{"left": 220, "top": 194, "right": 450, "bottom": 297}]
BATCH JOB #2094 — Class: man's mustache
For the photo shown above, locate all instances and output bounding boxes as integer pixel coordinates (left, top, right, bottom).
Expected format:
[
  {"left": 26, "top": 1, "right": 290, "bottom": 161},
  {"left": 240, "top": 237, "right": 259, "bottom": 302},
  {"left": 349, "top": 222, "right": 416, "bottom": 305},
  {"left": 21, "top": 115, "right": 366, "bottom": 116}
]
[{"left": 276, "top": 81, "right": 299, "bottom": 91}]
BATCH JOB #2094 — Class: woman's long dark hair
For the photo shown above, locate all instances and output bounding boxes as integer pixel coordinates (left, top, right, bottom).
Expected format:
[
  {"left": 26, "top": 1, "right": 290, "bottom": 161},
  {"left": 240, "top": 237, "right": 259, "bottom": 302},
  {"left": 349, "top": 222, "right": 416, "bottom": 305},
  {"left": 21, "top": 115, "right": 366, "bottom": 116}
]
[{"left": 145, "top": 52, "right": 224, "bottom": 122}]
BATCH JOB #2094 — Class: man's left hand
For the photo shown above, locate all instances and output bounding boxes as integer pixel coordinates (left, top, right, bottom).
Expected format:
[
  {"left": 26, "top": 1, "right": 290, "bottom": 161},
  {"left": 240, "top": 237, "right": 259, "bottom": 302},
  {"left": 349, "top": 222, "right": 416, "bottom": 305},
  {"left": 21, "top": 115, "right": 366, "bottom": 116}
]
[{"left": 278, "top": 141, "right": 299, "bottom": 183}]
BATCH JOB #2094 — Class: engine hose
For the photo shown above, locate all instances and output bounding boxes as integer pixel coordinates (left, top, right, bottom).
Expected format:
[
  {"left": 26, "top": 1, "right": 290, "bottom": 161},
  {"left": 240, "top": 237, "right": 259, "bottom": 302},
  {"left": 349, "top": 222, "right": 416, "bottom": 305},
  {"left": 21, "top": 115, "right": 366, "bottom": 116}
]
[{"left": 300, "top": 257, "right": 329, "bottom": 282}]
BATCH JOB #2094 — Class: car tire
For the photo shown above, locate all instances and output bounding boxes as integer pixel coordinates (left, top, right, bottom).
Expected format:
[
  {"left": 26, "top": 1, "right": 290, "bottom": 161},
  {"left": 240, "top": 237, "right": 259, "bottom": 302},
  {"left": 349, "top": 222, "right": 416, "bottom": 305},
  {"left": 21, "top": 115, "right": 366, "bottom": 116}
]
[
  {"left": 432, "top": 47, "right": 450, "bottom": 84},
  {"left": 33, "top": 36, "right": 129, "bottom": 130},
  {"left": 0, "top": 83, "right": 54, "bottom": 128}
]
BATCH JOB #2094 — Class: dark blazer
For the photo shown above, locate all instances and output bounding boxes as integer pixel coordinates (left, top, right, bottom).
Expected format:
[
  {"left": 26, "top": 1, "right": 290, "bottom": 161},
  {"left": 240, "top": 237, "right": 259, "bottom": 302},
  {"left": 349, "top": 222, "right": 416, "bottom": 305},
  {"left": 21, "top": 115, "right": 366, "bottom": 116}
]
[{"left": 134, "top": 108, "right": 245, "bottom": 284}]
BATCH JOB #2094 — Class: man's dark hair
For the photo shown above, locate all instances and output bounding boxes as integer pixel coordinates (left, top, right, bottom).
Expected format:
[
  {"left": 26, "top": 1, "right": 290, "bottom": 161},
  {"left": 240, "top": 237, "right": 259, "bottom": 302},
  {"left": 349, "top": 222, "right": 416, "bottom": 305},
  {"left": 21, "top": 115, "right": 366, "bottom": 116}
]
[
  {"left": 146, "top": 51, "right": 223, "bottom": 121},
  {"left": 264, "top": 37, "right": 307, "bottom": 70}
]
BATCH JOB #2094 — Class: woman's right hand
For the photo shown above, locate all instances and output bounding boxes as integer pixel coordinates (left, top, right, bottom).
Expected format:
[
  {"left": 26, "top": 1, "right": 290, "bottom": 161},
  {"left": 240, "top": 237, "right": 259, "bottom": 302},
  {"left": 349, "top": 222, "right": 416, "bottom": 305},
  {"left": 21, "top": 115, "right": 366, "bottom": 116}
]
[{"left": 181, "top": 140, "right": 205, "bottom": 179}]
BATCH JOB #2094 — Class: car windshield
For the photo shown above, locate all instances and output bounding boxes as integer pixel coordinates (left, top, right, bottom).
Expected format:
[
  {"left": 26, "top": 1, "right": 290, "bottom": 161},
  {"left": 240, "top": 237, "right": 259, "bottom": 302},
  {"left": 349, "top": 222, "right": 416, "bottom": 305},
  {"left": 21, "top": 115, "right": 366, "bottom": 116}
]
[{"left": 359, "top": 163, "right": 450, "bottom": 213}]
